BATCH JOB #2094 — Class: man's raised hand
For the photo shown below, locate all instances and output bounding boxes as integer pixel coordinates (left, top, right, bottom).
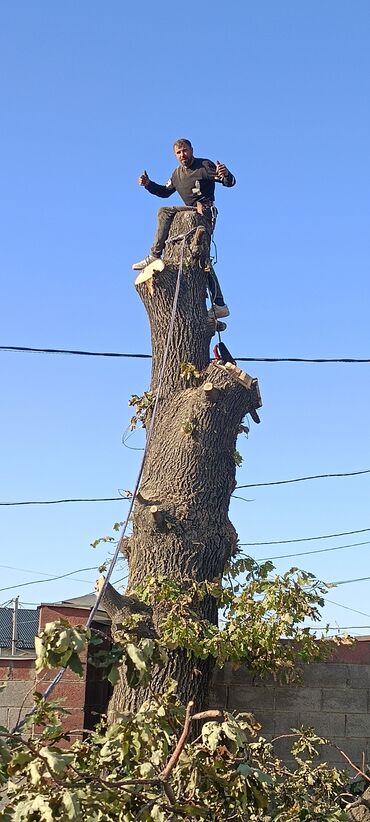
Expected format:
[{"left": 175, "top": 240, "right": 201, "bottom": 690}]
[
  {"left": 138, "top": 170, "right": 150, "bottom": 187},
  {"left": 215, "top": 161, "right": 229, "bottom": 180}
]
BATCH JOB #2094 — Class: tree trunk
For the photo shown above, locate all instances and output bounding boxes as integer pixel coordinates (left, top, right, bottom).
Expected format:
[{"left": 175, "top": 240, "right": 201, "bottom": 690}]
[{"left": 106, "top": 210, "right": 261, "bottom": 719}]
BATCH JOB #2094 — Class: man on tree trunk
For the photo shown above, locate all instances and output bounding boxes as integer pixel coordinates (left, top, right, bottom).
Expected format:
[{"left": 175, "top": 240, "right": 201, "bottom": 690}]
[{"left": 132, "top": 137, "right": 236, "bottom": 320}]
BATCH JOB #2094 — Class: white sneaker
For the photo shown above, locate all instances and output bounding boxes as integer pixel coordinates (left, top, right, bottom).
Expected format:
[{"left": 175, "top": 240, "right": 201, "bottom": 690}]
[
  {"left": 134, "top": 258, "right": 165, "bottom": 285},
  {"left": 132, "top": 254, "right": 159, "bottom": 271},
  {"left": 208, "top": 304, "right": 230, "bottom": 319}
]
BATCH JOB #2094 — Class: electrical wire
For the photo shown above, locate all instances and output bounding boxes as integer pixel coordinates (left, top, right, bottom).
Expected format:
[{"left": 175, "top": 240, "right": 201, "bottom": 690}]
[
  {"left": 257, "top": 539, "right": 370, "bottom": 561},
  {"left": 0, "top": 563, "right": 94, "bottom": 583},
  {"left": 335, "top": 575, "right": 370, "bottom": 586},
  {"left": 239, "top": 526, "right": 370, "bottom": 547},
  {"left": 0, "top": 566, "right": 98, "bottom": 593},
  {"left": 0, "top": 345, "right": 151, "bottom": 358},
  {"left": 1, "top": 345, "right": 370, "bottom": 362},
  {"left": 0, "top": 496, "right": 124, "bottom": 506},
  {"left": 324, "top": 599, "right": 370, "bottom": 619},
  {"left": 235, "top": 468, "right": 370, "bottom": 490},
  {"left": 308, "top": 626, "right": 370, "bottom": 631},
  {"left": 2, "top": 467, "right": 369, "bottom": 507},
  {"left": 111, "top": 573, "right": 129, "bottom": 587}
]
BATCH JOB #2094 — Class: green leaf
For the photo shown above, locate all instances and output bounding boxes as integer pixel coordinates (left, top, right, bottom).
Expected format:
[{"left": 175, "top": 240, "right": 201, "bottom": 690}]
[
  {"left": 39, "top": 746, "right": 69, "bottom": 775},
  {"left": 202, "top": 721, "right": 222, "bottom": 752},
  {"left": 150, "top": 805, "right": 166, "bottom": 822},
  {"left": 252, "top": 768, "right": 273, "bottom": 784},
  {"left": 125, "top": 643, "right": 147, "bottom": 672},
  {"left": 107, "top": 665, "right": 119, "bottom": 686},
  {"left": 30, "top": 796, "right": 54, "bottom": 822},
  {"left": 62, "top": 791, "right": 80, "bottom": 819},
  {"left": 237, "top": 762, "right": 253, "bottom": 776},
  {"left": 67, "top": 652, "right": 83, "bottom": 676}
]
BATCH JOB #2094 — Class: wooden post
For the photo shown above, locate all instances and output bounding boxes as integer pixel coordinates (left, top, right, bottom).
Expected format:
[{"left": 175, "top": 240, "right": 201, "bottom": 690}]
[{"left": 11, "top": 597, "right": 19, "bottom": 656}]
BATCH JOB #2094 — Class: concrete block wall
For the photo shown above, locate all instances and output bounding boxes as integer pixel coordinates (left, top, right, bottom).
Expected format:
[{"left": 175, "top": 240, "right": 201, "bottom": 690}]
[{"left": 210, "top": 658, "right": 370, "bottom": 770}]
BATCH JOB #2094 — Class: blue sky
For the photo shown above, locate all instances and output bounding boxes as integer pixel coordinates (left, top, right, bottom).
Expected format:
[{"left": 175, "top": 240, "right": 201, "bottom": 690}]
[{"left": 1, "top": 1, "right": 369, "bottom": 634}]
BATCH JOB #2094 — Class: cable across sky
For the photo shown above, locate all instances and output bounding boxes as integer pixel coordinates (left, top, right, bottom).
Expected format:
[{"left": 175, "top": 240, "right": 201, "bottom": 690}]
[
  {"left": 1, "top": 467, "right": 368, "bottom": 506},
  {"left": 1, "top": 345, "right": 370, "bottom": 363}
]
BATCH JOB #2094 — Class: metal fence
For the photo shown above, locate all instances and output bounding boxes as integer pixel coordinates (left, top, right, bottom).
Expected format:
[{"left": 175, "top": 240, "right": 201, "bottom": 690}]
[{"left": 0, "top": 605, "right": 38, "bottom": 650}]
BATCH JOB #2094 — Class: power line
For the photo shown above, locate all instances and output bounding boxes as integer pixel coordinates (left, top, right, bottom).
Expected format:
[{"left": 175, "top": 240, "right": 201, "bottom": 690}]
[
  {"left": 309, "top": 626, "right": 370, "bottom": 631},
  {"left": 0, "top": 566, "right": 98, "bottom": 594},
  {"left": 240, "top": 526, "right": 370, "bottom": 547},
  {"left": 1, "top": 345, "right": 370, "bottom": 363},
  {"left": 0, "top": 345, "right": 151, "bottom": 359},
  {"left": 324, "top": 599, "right": 370, "bottom": 619},
  {"left": 2, "top": 467, "right": 369, "bottom": 507},
  {"left": 0, "top": 563, "right": 94, "bottom": 584},
  {"left": 258, "top": 539, "right": 370, "bottom": 561},
  {"left": 235, "top": 468, "right": 370, "bottom": 490},
  {"left": 0, "top": 496, "right": 124, "bottom": 506},
  {"left": 335, "top": 575, "right": 370, "bottom": 586},
  {"left": 238, "top": 358, "right": 370, "bottom": 364}
]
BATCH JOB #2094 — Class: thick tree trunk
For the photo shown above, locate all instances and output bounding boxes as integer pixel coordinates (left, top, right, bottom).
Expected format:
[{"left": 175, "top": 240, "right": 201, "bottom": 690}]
[{"left": 106, "top": 211, "right": 261, "bottom": 719}]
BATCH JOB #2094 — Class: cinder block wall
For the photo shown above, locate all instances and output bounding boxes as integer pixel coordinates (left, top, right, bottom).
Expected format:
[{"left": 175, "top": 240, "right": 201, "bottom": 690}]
[{"left": 210, "top": 650, "right": 370, "bottom": 769}]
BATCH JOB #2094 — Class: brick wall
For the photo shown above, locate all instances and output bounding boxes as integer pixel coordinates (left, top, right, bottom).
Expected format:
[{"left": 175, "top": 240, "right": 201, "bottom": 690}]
[
  {"left": 0, "top": 603, "right": 107, "bottom": 737},
  {"left": 0, "top": 656, "right": 36, "bottom": 729},
  {"left": 37, "top": 604, "right": 89, "bottom": 736},
  {"left": 0, "top": 602, "right": 91, "bottom": 732},
  {"left": 210, "top": 646, "right": 370, "bottom": 769}
]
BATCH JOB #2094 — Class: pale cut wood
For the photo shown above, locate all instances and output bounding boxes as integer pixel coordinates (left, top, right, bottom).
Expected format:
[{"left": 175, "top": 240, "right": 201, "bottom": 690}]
[
  {"left": 203, "top": 382, "right": 220, "bottom": 402},
  {"left": 150, "top": 505, "right": 165, "bottom": 530},
  {"left": 134, "top": 258, "right": 165, "bottom": 286}
]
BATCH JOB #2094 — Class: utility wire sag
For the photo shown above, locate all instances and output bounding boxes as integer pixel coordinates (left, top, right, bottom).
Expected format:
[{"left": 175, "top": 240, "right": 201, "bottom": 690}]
[
  {"left": 1, "top": 345, "right": 370, "bottom": 363},
  {"left": 0, "top": 566, "right": 98, "bottom": 594},
  {"left": 240, "top": 526, "right": 370, "bottom": 547},
  {"left": 259, "top": 539, "right": 370, "bottom": 561},
  {"left": 235, "top": 468, "right": 370, "bottom": 490},
  {"left": 1, "top": 467, "right": 369, "bottom": 507}
]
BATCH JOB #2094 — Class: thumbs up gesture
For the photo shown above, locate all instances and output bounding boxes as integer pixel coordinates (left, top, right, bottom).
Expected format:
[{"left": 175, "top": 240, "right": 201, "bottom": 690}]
[{"left": 138, "top": 170, "right": 149, "bottom": 187}]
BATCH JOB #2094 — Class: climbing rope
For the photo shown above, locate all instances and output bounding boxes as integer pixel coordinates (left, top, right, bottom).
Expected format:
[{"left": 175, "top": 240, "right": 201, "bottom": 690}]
[{"left": 13, "top": 232, "right": 193, "bottom": 731}]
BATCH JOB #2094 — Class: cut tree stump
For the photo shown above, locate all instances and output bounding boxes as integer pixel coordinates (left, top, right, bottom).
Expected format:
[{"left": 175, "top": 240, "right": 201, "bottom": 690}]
[{"left": 107, "top": 209, "right": 262, "bottom": 719}]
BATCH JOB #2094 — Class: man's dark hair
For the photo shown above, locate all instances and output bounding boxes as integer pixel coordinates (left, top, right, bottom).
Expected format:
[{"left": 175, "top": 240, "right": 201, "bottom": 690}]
[{"left": 173, "top": 138, "right": 192, "bottom": 150}]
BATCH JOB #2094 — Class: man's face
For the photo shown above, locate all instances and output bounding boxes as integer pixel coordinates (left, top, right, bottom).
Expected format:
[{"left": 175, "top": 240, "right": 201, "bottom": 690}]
[{"left": 174, "top": 143, "right": 193, "bottom": 167}]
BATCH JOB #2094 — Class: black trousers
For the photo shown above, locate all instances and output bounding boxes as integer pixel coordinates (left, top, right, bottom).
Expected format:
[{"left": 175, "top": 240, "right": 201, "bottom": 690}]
[{"left": 151, "top": 205, "right": 225, "bottom": 306}]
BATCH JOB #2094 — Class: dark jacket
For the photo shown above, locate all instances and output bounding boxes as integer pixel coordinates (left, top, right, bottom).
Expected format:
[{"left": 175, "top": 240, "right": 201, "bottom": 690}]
[{"left": 145, "top": 157, "right": 236, "bottom": 207}]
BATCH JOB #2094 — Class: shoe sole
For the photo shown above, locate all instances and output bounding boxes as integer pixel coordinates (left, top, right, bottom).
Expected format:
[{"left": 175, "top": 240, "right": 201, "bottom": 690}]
[
  {"left": 208, "top": 308, "right": 230, "bottom": 320},
  {"left": 207, "top": 319, "right": 227, "bottom": 334},
  {"left": 134, "top": 259, "right": 165, "bottom": 285}
]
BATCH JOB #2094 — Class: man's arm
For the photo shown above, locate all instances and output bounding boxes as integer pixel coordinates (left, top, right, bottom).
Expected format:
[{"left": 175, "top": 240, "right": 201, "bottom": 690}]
[
  {"left": 200, "top": 160, "right": 236, "bottom": 188},
  {"left": 215, "top": 162, "right": 236, "bottom": 187},
  {"left": 138, "top": 170, "right": 176, "bottom": 198}
]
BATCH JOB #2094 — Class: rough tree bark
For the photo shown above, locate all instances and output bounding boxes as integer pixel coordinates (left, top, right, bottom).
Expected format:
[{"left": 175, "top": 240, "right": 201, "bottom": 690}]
[{"left": 102, "top": 210, "right": 262, "bottom": 719}]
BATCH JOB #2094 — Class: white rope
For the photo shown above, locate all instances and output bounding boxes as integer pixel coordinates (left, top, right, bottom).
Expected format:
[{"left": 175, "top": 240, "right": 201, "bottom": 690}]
[{"left": 13, "top": 234, "right": 191, "bottom": 730}]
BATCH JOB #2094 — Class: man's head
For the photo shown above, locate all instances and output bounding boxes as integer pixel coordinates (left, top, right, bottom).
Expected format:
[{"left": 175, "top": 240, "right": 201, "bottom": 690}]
[{"left": 173, "top": 138, "right": 193, "bottom": 167}]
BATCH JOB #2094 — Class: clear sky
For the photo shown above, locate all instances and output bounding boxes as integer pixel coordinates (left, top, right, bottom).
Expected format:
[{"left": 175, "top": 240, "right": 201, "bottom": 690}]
[{"left": 1, "top": 1, "right": 369, "bottom": 635}]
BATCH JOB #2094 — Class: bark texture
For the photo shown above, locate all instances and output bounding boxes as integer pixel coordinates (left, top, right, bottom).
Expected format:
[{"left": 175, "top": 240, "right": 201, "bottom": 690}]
[
  {"left": 346, "top": 788, "right": 370, "bottom": 821},
  {"left": 105, "top": 210, "right": 261, "bottom": 719}
]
